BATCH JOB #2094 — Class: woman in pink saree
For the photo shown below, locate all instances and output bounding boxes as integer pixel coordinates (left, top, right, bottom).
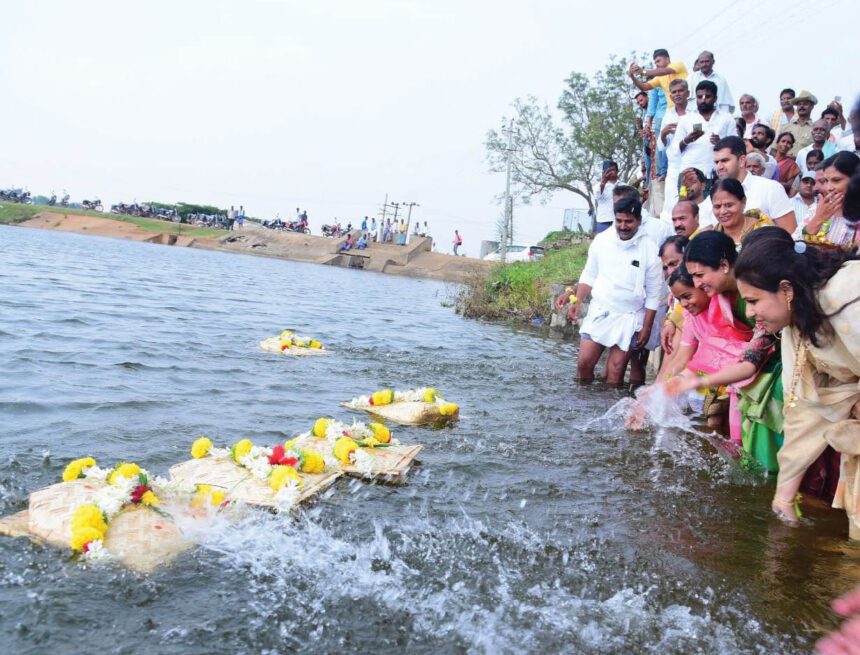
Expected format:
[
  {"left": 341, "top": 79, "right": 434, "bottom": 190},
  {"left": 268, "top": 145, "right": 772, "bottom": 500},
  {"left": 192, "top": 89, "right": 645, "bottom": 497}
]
[{"left": 661, "top": 265, "right": 756, "bottom": 441}]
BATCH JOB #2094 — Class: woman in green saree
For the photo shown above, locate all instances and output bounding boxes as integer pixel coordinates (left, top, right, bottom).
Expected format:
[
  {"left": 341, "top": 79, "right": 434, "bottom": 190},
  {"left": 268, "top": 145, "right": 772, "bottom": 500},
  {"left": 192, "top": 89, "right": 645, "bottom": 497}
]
[{"left": 669, "top": 230, "right": 783, "bottom": 473}]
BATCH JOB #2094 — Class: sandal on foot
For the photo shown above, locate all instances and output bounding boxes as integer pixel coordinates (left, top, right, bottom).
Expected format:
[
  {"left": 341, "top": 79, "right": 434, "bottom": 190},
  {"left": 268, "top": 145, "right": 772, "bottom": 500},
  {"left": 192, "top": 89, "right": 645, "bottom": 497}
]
[{"left": 772, "top": 495, "right": 803, "bottom": 523}]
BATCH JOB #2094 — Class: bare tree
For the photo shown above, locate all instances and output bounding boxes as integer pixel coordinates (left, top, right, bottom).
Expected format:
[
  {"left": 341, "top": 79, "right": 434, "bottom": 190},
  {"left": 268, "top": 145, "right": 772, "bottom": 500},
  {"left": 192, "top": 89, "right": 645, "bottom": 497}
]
[{"left": 486, "top": 54, "right": 644, "bottom": 216}]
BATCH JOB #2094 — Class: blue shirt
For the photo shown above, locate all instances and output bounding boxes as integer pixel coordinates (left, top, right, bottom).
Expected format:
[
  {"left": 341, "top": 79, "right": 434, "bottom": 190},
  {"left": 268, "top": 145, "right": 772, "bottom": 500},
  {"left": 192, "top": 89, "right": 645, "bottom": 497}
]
[{"left": 646, "top": 88, "right": 667, "bottom": 124}]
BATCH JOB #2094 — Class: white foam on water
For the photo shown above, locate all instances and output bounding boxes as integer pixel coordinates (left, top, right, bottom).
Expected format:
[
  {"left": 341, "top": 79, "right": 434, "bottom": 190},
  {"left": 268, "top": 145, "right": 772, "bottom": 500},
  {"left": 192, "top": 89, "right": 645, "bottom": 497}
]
[
  {"left": 584, "top": 385, "right": 752, "bottom": 490},
  {"left": 177, "top": 506, "right": 795, "bottom": 654}
]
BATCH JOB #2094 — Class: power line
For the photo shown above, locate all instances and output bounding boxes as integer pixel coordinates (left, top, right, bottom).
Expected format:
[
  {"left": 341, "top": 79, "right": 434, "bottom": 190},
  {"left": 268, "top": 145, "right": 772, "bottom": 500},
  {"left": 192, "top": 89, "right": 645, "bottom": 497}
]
[{"left": 667, "top": 0, "right": 744, "bottom": 53}]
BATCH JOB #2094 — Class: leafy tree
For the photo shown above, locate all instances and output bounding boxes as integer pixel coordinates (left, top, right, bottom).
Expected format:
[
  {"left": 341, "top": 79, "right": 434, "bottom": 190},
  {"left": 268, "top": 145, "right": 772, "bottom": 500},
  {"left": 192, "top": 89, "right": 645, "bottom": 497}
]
[
  {"left": 175, "top": 202, "right": 226, "bottom": 219},
  {"left": 486, "top": 54, "right": 644, "bottom": 216}
]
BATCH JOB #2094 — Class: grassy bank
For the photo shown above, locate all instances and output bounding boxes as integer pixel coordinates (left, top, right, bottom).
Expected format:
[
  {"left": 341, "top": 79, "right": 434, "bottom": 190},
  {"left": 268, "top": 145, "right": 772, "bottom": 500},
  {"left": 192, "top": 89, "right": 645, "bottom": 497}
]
[
  {"left": 0, "top": 203, "right": 42, "bottom": 224},
  {"left": 0, "top": 202, "right": 226, "bottom": 238},
  {"left": 455, "top": 237, "right": 589, "bottom": 321}
]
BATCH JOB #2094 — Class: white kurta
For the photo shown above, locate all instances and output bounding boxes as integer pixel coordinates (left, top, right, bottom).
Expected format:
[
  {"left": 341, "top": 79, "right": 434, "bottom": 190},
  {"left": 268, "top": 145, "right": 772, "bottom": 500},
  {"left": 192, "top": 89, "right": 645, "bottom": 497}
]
[
  {"left": 660, "top": 106, "right": 699, "bottom": 222},
  {"left": 578, "top": 228, "right": 663, "bottom": 351},
  {"left": 670, "top": 110, "right": 737, "bottom": 178}
]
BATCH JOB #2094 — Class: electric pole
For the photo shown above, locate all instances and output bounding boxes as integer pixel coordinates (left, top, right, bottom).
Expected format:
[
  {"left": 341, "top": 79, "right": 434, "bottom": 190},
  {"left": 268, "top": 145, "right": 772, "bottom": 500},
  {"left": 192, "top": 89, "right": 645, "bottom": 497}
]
[
  {"left": 379, "top": 193, "right": 389, "bottom": 223},
  {"left": 501, "top": 118, "right": 515, "bottom": 263},
  {"left": 402, "top": 201, "right": 419, "bottom": 239}
]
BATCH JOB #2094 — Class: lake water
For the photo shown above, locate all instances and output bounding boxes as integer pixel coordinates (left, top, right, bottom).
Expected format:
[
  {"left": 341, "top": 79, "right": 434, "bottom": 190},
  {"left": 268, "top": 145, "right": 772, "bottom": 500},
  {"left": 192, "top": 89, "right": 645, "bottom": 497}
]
[{"left": 1, "top": 226, "right": 858, "bottom": 654}]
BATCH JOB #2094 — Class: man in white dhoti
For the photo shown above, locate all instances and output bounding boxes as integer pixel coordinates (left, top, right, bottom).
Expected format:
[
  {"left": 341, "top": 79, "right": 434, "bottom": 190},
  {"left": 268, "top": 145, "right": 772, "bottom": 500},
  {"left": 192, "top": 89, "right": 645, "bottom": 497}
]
[{"left": 564, "top": 196, "right": 663, "bottom": 385}]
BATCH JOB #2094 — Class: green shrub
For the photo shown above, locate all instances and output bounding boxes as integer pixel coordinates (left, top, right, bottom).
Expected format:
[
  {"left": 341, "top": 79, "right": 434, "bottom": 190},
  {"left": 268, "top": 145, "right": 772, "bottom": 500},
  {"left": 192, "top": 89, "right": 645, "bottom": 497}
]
[{"left": 455, "top": 241, "right": 589, "bottom": 321}]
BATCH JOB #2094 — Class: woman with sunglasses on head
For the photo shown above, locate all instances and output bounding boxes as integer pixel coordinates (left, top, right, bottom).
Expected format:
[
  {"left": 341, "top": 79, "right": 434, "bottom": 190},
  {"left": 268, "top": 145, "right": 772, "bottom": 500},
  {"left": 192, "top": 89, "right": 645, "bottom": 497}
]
[{"left": 734, "top": 226, "right": 860, "bottom": 534}]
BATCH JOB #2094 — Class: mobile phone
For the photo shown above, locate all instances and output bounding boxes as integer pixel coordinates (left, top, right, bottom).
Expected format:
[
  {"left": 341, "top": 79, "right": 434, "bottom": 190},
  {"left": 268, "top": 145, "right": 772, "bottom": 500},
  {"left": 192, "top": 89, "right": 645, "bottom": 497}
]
[{"left": 693, "top": 123, "right": 703, "bottom": 132}]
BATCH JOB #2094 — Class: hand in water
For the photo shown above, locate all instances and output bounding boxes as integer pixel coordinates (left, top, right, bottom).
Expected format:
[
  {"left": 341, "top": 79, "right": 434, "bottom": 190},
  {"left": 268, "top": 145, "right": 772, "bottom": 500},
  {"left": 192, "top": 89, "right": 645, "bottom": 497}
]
[
  {"left": 663, "top": 376, "right": 693, "bottom": 397},
  {"left": 816, "top": 585, "right": 860, "bottom": 654},
  {"left": 625, "top": 403, "right": 647, "bottom": 432},
  {"left": 625, "top": 385, "right": 658, "bottom": 432}
]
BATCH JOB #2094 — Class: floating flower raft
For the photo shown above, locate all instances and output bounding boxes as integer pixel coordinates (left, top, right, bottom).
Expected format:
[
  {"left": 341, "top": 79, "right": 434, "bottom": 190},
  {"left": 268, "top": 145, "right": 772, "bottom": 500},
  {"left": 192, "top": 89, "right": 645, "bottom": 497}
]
[
  {"left": 0, "top": 428, "right": 424, "bottom": 571},
  {"left": 0, "top": 458, "right": 197, "bottom": 572},
  {"left": 342, "top": 387, "right": 459, "bottom": 425},
  {"left": 169, "top": 436, "right": 341, "bottom": 512},
  {"left": 290, "top": 418, "right": 423, "bottom": 483},
  {"left": 259, "top": 329, "right": 330, "bottom": 355}
]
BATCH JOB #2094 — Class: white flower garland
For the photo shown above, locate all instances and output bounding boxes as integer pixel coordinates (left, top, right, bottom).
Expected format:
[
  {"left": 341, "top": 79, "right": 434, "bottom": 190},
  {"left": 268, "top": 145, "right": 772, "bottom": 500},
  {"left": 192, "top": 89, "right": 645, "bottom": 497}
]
[{"left": 345, "top": 387, "right": 444, "bottom": 408}]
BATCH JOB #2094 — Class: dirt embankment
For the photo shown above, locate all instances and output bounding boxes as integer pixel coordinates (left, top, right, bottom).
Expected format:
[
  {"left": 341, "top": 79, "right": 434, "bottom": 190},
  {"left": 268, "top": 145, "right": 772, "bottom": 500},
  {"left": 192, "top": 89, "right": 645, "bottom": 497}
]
[
  {"left": 16, "top": 212, "right": 491, "bottom": 283},
  {"left": 20, "top": 212, "right": 189, "bottom": 242}
]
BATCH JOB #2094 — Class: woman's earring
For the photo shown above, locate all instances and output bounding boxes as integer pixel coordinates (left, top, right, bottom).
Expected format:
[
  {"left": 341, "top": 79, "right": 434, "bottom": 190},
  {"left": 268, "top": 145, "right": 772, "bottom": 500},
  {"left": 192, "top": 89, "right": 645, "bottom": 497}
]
[{"left": 787, "top": 295, "right": 792, "bottom": 311}]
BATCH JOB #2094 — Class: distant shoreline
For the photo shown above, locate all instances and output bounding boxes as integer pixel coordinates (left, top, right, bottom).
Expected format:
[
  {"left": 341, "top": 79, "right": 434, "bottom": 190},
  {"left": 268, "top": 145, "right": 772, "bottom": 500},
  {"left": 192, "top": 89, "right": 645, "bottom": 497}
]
[{"left": 5, "top": 207, "right": 490, "bottom": 283}]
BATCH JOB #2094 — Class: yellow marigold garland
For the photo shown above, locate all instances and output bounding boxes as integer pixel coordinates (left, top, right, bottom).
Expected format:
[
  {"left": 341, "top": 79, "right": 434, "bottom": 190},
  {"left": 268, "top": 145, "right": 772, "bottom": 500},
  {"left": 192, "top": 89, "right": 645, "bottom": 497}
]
[
  {"left": 62, "top": 457, "right": 97, "bottom": 482},
  {"left": 71, "top": 504, "right": 108, "bottom": 535},
  {"left": 299, "top": 450, "right": 325, "bottom": 474},
  {"left": 313, "top": 418, "right": 331, "bottom": 438},
  {"left": 71, "top": 526, "right": 105, "bottom": 552},
  {"left": 191, "top": 436, "right": 212, "bottom": 459},
  {"left": 334, "top": 437, "right": 359, "bottom": 463},
  {"left": 270, "top": 465, "right": 302, "bottom": 491},
  {"left": 108, "top": 462, "right": 142, "bottom": 485},
  {"left": 368, "top": 423, "right": 391, "bottom": 444},
  {"left": 231, "top": 438, "right": 254, "bottom": 462},
  {"left": 439, "top": 403, "right": 459, "bottom": 416}
]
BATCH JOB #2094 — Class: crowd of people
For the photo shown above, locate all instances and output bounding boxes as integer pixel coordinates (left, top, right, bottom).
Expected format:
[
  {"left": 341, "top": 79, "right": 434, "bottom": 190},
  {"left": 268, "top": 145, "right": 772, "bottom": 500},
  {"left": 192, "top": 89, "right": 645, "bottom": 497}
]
[
  {"left": 556, "top": 47, "right": 860, "bottom": 558},
  {"left": 334, "top": 216, "right": 434, "bottom": 246}
]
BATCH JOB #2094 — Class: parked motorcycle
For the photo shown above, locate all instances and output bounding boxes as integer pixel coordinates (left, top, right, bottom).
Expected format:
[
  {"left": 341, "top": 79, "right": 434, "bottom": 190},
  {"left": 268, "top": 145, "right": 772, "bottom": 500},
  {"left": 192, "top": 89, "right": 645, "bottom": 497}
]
[
  {"left": 286, "top": 220, "right": 310, "bottom": 234},
  {"left": 0, "top": 188, "right": 31, "bottom": 204},
  {"left": 82, "top": 199, "right": 103, "bottom": 212},
  {"left": 48, "top": 193, "right": 57, "bottom": 206},
  {"left": 321, "top": 224, "right": 342, "bottom": 238},
  {"left": 60, "top": 193, "right": 70, "bottom": 207}
]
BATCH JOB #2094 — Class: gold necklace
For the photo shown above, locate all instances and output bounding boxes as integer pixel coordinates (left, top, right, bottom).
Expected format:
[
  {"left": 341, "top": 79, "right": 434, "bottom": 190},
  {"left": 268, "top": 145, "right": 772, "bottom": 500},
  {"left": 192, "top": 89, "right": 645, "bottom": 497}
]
[{"left": 785, "top": 334, "right": 808, "bottom": 411}]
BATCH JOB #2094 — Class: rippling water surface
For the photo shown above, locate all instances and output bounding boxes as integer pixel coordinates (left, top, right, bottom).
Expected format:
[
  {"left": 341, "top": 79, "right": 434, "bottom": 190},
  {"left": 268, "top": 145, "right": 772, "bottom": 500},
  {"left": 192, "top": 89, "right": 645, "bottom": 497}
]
[{"left": 1, "top": 226, "right": 858, "bottom": 654}]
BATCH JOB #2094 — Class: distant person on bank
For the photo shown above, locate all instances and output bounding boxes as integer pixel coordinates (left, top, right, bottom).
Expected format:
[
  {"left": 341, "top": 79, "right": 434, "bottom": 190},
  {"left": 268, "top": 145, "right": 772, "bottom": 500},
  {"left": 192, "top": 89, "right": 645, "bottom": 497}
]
[
  {"left": 594, "top": 160, "right": 619, "bottom": 234},
  {"left": 453, "top": 230, "right": 462, "bottom": 255},
  {"left": 558, "top": 196, "right": 662, "bottom": 385}
]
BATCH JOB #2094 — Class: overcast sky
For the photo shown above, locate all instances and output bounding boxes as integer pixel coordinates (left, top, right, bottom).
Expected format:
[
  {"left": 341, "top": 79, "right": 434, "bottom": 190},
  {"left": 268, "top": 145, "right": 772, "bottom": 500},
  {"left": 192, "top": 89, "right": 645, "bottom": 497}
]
[{"left": 1, "top": 0, "right": 857, "bottom": 255}]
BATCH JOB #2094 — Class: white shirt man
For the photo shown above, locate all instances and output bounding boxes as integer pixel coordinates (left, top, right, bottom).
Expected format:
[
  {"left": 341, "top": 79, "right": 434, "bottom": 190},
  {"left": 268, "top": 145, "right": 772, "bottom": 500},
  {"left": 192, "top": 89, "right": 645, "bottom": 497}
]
[
  {"left": 671, "top": 110, "right": 736, "bottom": 178},
  {"left": 714, "top": 136, "right": 796, "bottom": 232},
  {"left": 595, "top": 181, "right": 617, "bottom": 226},
  {"left": 578, "top": 221, "right": 663, "bottom": 351},
  {"left": 641, "top": 210, "right": 674, "bottom": 245},
  {"left": 838, "top": 133, "right": 860, "bottom": 155},
  {"left": 790, "top": 178, "right": 818, "bottom": 227},
  {"left": 741, "top": 171, "right": 793, "bottom": 221},
  {"left": 660, "top": 102, "right": 699, "bottom": 222},
  {"left": 688, "top": 51, "right": 735, "bottom": 113},
  {"left": 697, "top": 195, "right": 716, "bottom": 227}
]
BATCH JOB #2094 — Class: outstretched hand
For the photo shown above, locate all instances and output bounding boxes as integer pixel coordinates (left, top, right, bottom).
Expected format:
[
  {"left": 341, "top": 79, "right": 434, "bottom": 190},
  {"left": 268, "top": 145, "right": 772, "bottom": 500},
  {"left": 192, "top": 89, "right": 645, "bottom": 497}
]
[
  {"left": 817, "top": 585, "right": 860, "bottom": 654},
  {"left": 663, "top": 375, "right": 698, "bottom": 397}
]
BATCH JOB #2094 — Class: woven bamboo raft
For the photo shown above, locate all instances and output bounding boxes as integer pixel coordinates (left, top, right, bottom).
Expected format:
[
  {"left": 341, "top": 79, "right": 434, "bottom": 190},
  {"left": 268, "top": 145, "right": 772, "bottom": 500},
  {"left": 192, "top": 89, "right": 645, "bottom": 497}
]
[
  {"left": 0, "top": 459, "right": 343, "bottom": 572},
  {"left": 341, "top": 388, "right": 459, "bottom": 425},
  {"left": 341, "top": 400, "right": 457, "bottom": 425},
  {"left": 259, "top": 336, "right": 331, "bottom": 355},
  {"left": 0, "top": 432, "right": 424, "bottom": 570},
  {"left": 292, "top": 433, "right": 422, "bottom": 483},
  {"left": 169, "top": 455, "right": 342, "bottom": 509},
  {"left": 0, "top": 479, "right": 191, "bottom": 573}
]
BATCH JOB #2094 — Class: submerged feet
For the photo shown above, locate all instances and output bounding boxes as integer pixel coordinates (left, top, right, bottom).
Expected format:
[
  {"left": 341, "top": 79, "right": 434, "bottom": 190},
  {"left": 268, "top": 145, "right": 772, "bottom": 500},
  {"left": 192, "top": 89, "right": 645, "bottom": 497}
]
[{"left": 772, "top": 495, "right": 803, "bottom": 524}]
